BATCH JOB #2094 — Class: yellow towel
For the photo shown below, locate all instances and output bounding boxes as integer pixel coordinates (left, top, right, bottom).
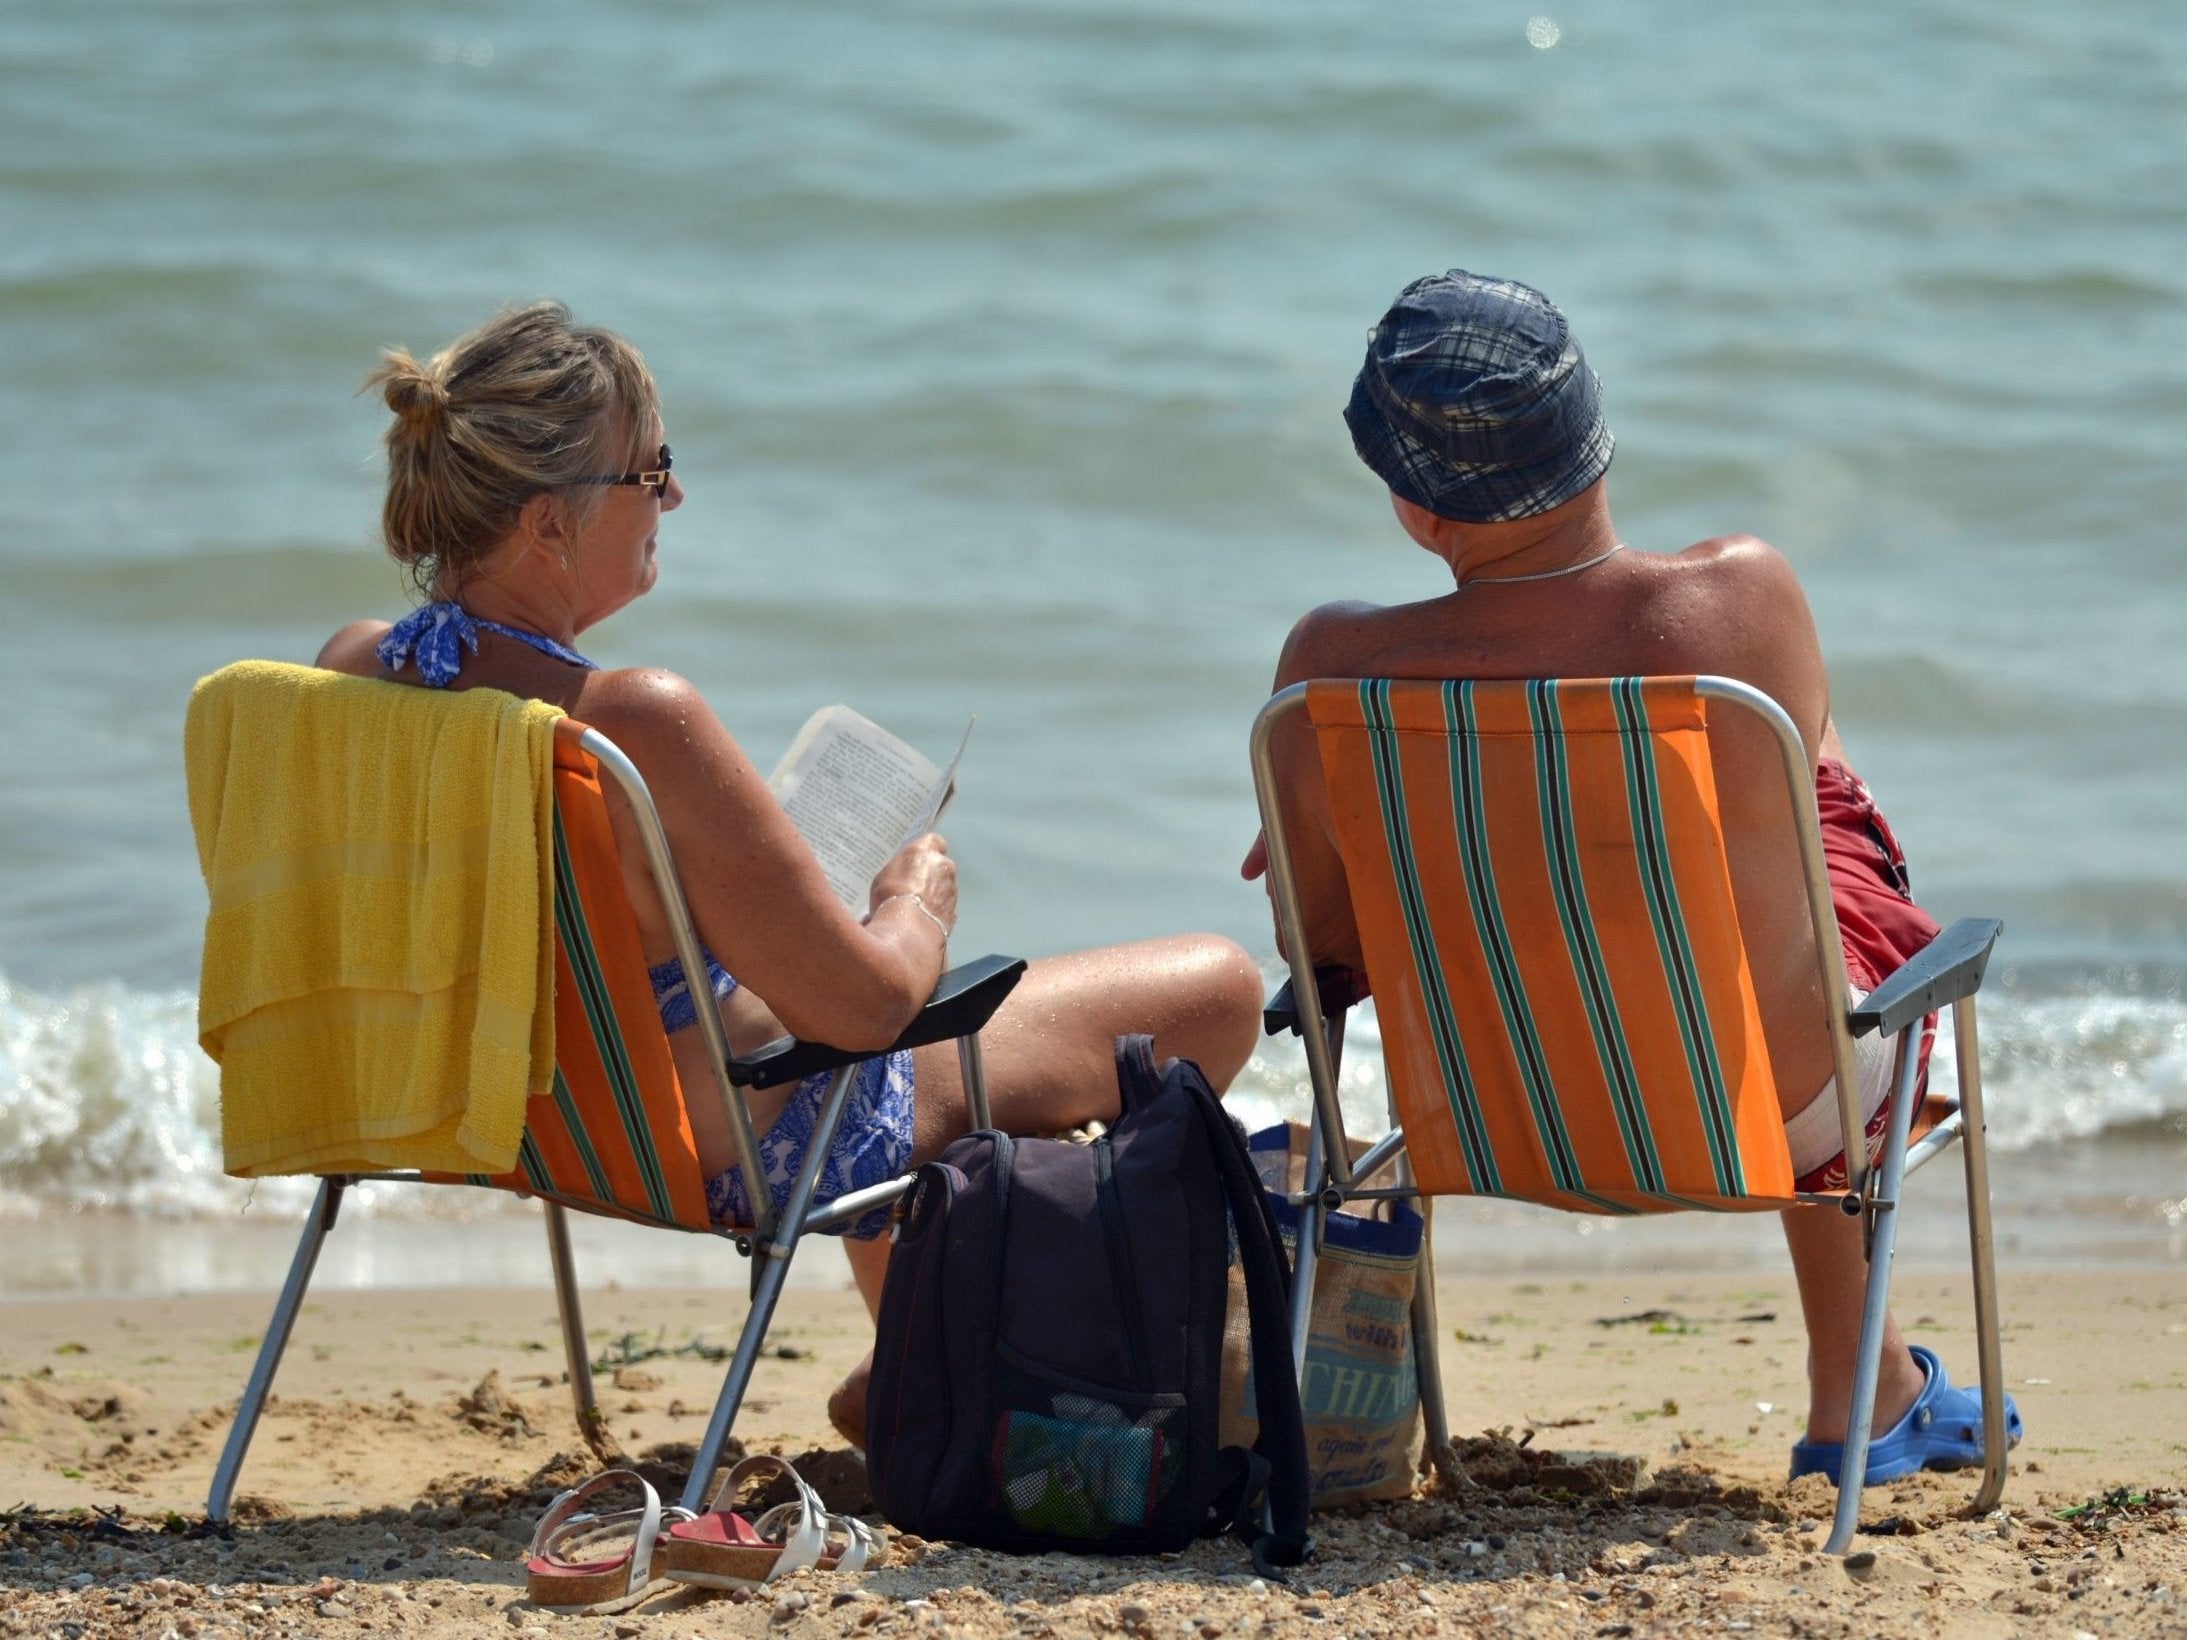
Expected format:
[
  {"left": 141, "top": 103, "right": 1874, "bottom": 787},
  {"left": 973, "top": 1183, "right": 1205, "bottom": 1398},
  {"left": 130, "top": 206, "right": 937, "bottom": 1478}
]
[{"left": 184, "top": 661, "right": 564, "bottom": 1177}]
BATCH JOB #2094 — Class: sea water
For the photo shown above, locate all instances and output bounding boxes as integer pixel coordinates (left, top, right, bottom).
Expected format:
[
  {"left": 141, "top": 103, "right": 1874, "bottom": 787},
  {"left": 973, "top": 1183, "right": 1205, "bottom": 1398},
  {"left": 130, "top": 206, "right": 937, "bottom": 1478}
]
[{"left": 2, "top": 0, "right": 2182, "bottom": 1293}]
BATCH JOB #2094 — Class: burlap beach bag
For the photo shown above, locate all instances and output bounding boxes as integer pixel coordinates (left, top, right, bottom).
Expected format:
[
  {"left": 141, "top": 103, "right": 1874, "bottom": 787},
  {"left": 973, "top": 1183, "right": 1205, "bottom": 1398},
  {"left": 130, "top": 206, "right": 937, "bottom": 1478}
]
[{"left": 1219, "top": 1121, "right": 1425, "bottom": 1507}]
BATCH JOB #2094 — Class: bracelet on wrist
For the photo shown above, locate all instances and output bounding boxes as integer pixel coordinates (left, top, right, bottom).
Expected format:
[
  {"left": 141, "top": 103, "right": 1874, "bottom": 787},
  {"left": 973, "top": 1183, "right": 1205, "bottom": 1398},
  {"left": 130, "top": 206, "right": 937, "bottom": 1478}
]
[{"left": 878, "top": 892, "right": 951, "bottom": 943}]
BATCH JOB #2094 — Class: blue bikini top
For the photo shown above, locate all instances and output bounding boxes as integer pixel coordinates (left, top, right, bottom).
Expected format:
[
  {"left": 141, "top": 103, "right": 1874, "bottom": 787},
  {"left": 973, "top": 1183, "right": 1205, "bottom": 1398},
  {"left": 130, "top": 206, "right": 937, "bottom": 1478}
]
[
  {"left": 377, "top": 601, "right": 598, "bottom": 688},
  {"left": 649, "top": 952, "right": 739, "bottom": 1035}
]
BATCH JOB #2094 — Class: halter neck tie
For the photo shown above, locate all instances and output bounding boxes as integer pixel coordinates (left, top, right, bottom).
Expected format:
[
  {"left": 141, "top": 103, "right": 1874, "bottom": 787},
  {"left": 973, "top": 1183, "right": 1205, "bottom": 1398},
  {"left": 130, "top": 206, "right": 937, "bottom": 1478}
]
[{"left": 376, "top": 602, "right": 599, "bottom": 688}]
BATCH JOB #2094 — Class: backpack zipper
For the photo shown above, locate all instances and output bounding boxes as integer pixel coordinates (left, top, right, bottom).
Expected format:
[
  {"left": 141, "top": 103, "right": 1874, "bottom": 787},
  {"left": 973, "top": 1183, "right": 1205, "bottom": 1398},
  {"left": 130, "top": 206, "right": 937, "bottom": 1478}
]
[
  {"left": 1094, "top": 1135, "right": 1151, "bottom": 1387},
  {"left": 989, "top": 1132, "right": 1016, "bottom": 1304}
]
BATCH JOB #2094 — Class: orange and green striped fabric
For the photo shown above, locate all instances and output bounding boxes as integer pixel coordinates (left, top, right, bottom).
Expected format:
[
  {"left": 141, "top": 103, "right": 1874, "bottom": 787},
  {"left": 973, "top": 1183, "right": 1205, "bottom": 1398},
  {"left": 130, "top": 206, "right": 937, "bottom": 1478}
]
[
  {"left": 1307, "top": 677, "right": 1796, "bottom": 1213},
  {"left": 437, "top": 720, "right": 715, "bottom": 1233}
]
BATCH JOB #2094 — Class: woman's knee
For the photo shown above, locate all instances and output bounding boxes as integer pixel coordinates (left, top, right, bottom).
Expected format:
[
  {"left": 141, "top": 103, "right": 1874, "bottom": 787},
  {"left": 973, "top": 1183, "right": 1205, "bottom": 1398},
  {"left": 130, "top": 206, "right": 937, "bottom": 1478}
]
[
  {"left": 1206, "top": 935, "right": 1269, "bottom": 1028},
  {"left": 1159, "top": 934, "right": 1266, "bottom": 1088},
  {"left": 991, "top": 933, "right": 1264, "bottom": 1093}
]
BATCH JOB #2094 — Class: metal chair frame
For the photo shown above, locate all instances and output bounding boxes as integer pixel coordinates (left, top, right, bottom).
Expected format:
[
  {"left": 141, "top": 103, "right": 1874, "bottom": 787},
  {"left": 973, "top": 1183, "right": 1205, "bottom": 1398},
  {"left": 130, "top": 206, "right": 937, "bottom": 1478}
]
[
  {"left": 1249, "top": 674, "right": 2007, "bottom": 1554},
  {"left": 206, "top": 724, "right": 1015, "bottom": 1522}
]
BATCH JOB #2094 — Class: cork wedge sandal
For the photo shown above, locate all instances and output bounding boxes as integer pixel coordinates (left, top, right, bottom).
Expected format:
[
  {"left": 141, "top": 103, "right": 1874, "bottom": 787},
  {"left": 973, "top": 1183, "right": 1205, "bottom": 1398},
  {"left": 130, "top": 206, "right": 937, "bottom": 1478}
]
[
  {"left": 524, "top": 1470, "right": 696, "bottom": 1616},
  {"left": 660, "top": 1454, "right": 888, "bottom": 1590}
]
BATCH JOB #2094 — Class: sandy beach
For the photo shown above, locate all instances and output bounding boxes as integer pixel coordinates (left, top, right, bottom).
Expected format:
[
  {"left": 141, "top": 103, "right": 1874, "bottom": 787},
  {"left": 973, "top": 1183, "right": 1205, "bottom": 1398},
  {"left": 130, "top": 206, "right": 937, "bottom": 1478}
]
[
  {"left": 8, "top": 4, "right": 2185, "bottom": 1638},
  {"left": 4, "top": 1260, "right": 2183, "bottom": 1637}
]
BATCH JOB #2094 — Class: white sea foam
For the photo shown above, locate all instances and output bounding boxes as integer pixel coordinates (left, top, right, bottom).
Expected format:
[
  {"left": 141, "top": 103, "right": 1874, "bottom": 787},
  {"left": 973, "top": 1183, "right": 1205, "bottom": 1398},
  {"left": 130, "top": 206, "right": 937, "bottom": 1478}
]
[
  {"left": 0, "top": 973, "right": 504, "bottom": 1223},
  {"left": 4, "top": 967, "right": 2179, "bottom": 1225},
  {"left": 1955, "top": 989, "right": 2187, "bottom": 1153}
]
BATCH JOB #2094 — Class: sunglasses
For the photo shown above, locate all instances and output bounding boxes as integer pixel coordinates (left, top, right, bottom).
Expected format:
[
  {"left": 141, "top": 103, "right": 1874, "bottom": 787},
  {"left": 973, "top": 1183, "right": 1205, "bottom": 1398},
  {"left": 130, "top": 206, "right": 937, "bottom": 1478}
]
[{"left": 573, "top": 444, "right": 673, "bottom": 499}]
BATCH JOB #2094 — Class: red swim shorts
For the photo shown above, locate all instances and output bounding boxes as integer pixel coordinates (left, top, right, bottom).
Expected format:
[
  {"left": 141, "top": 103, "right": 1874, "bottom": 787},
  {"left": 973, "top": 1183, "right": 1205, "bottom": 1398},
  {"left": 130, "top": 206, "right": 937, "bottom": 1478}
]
[{"left": 1789, "top": 759, "right": 1941, "bottom": 1193}]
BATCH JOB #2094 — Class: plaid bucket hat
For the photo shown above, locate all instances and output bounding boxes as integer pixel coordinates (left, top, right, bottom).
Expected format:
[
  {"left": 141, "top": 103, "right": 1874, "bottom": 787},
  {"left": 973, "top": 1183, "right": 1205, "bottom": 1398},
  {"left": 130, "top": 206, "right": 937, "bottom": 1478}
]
[{"left": 1344, "top": 270, "right": 1613, "bottom": 523}]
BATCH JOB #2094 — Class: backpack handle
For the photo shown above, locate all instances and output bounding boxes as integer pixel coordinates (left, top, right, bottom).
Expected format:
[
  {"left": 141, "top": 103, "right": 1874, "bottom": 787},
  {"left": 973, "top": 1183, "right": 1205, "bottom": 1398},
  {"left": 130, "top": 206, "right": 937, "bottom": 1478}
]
[{"left": 1114, "top": 1031, "right": 1165, "bottom": 1116}]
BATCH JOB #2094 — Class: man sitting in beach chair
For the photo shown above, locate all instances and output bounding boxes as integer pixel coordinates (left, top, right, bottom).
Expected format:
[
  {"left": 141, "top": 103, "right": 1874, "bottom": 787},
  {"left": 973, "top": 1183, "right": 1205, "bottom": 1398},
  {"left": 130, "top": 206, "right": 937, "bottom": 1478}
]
[{"left": 1243, "top": 269, "right": 2021, "bottom": 1494}]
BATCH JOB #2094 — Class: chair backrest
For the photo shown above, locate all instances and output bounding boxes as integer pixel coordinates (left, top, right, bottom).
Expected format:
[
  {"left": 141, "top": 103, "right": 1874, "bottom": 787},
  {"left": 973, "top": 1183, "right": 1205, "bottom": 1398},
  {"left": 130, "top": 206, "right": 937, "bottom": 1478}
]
[
  {"left": 188, "top": 661, "right": 733, "bottom": 1230},
  {"left": 1256, "top": 676, "right": 1863, "bottom": 1214},
  {"left": 443, "top": 720, "right": 716, "bottom": 1232}
]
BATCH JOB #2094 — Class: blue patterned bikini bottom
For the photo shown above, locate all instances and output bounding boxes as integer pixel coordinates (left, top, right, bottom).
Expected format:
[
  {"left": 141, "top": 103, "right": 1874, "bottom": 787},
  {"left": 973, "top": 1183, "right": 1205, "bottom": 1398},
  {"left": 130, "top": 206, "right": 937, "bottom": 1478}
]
[{"left": 648, "top": 951, "right": 914, "bottom": 1241}]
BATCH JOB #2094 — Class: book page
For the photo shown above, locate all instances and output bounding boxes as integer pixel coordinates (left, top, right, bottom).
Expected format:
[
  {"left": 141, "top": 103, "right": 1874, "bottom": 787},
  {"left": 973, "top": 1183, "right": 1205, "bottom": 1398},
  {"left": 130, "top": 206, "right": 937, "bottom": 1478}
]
[
  {"left": 767, "top": 705, "right": 961, "bottom": 912},
  {"left": 905, "top": 718, "right": 975, "bottom": 840}
]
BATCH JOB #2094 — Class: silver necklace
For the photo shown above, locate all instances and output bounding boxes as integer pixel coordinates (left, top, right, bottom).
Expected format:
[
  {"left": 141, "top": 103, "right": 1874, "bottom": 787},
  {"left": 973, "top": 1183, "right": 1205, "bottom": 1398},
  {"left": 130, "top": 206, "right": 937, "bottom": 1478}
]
[{"left": 1460, "top": 541, "right": 1626, "bottom": 588}]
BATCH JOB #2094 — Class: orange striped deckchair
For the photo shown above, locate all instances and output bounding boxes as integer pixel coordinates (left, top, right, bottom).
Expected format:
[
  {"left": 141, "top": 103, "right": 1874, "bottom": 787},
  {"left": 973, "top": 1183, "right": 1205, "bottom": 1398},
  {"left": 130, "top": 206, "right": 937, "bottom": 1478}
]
[
  {"left": 195, "top": 671, "right": 1022, "bottom": 1523},
  {"left": 458, "top": 722, "right": 713, "bottom": 1227},
  {"left": 1250, "top": 675, "right": 2008, "bottom": 1553}
]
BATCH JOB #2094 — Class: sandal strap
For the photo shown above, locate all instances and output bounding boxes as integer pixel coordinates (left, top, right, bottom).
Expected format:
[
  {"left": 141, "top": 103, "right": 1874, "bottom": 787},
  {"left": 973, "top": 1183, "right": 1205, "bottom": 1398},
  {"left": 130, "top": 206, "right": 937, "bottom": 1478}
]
[
  {"left": 528, "top": 1469, "right": 686, "bottom": 1599},
  {"left": 707, "top": 1453, "right": 880, "bottom": 1578},
  {"left": 749, "top": 1500, "right": 885, "bottom": 1574}
]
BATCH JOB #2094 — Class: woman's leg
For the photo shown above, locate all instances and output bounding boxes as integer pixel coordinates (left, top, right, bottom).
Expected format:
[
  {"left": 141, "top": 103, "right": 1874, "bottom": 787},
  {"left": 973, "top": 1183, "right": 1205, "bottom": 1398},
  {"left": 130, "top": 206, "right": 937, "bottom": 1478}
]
[
  {"left": 844, "top": 1233, "right": 891, "bottom": 1314},
  {"left": 905, "top": 932, "right": 1265, "bottom": 1164},
  {"left": 829, "top": 1235, "right": 894, "bottom": 1444}
]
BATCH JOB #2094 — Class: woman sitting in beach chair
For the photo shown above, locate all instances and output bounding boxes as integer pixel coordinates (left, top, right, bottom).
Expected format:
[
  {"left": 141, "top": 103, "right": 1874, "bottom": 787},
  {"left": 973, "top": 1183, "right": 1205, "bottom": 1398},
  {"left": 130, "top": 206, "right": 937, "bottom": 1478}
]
[{"left": 315, "top": 300, "right": 1264, "bottom": 1437}]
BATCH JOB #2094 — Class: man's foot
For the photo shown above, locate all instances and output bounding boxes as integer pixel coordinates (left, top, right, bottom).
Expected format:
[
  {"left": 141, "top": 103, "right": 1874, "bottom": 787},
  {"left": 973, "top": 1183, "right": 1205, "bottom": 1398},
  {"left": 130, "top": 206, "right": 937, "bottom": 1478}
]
[
  {"left": 1789, "top": 1345, "right": 2022, "bottom": 1486},
  {"left": 827, "top": 1352, "right": 872, "bottom": 1450}
]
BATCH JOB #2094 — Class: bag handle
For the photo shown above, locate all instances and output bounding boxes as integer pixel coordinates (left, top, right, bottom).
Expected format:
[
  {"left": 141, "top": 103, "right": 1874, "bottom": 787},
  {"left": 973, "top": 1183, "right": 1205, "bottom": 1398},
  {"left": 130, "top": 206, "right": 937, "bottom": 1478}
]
[{"left": 1114, "top": 1032, "right": 1167, "bottom": 1116}]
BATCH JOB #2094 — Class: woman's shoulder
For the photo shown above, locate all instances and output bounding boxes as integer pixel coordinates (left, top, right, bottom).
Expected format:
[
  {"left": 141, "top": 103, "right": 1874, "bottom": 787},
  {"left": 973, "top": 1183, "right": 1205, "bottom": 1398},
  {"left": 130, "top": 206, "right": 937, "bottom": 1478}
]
[
  {"left": 567, "top": 664, "right": 738, "bottom": 759},
  {"left": 572, "top": 663, "right": 706, "bottom": 723},
  {"left": 315, "top": 619, "right": 392, "bottom": 676},
  {"left": 567, "top": 666, "right": 776, "bottom": 818}
]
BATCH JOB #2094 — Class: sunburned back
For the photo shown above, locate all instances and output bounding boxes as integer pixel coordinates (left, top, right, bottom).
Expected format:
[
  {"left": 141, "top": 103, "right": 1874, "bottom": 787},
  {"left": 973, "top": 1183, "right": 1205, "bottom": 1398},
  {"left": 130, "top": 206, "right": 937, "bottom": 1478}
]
[{"left": 1276, "top": 535, "right": 1842, "bottom": 1104}]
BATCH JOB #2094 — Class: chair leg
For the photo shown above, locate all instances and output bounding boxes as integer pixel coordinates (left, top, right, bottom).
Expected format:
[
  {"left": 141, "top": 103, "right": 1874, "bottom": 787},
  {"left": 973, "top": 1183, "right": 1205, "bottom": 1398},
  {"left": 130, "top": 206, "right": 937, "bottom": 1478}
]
[
  {"left": 683, "top": 1063, "right": 862, "bottom": 1515},
  {"left": 1409, "top": 1204, "right": 1453, "bottom": 1479},
  {"left": 681, "top": 1248, "right": 797, "bottom": 1515},
  {"left": 1288, "top": 1115, "right": 1326, "bottom": 1382},
  {"left": 542, "top": 1204, "right": 601, "bottom": 1447},
  {"left": 957, "top": 1033, "right": 993, "bottom": 1133},
  {"left": 1953, "top": 996, "right": 2010, "bottom": 1516},
  {"left": 1823, "top": 1032, "right": 1925, "bottom": 1556},
  {"left": 207, "top": 1177, "right": 346, "bottom": 1523},
  {"left": 1365, "top": 1062, "right": 1450, "bottom": 1486},
  {"left": 1289, "top": 1009, "right": 1351, "bottom": 1382}
]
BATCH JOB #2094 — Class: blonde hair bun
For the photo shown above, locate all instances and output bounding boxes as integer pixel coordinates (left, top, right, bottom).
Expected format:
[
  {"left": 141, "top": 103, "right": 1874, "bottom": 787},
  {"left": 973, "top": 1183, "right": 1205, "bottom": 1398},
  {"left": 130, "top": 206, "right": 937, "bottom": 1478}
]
[{"left": 371, "top": 350, "right": 449, "bottom": 433}]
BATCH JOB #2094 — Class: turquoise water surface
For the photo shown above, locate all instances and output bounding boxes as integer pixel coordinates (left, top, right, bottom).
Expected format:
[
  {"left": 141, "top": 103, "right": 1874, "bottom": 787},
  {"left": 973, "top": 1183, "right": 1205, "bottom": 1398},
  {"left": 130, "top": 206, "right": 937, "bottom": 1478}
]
[{"left": 2, "top": 0, "right": 2181, "bottom": 1282}]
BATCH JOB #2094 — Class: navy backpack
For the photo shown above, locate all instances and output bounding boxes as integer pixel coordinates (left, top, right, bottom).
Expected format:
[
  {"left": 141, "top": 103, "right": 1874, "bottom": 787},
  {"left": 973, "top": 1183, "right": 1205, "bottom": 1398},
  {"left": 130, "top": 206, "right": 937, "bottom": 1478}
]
[{"left": 864, "top": 1036, "right": 1311, "bottom": 1573}]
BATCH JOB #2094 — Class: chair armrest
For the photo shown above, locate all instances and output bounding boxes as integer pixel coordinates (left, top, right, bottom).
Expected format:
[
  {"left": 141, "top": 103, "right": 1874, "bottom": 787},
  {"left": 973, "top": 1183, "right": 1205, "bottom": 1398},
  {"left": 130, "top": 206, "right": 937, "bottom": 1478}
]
[
  {"left": 1263, "top": 964, "right": 1369, "bottom": 1037},
  {"left": 727, "top": 954, "right": 1029, "bottom": 1090},
  {"left": 1846, "top": 917, "right": 2002, "bottom": 1040}
]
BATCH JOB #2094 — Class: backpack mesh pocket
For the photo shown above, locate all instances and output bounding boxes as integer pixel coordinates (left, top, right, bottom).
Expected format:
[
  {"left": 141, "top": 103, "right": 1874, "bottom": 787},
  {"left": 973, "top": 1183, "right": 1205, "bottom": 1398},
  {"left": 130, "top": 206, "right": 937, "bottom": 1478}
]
[{"left": 990, "top": 1346, "right": 1186, "bottom": 1541}]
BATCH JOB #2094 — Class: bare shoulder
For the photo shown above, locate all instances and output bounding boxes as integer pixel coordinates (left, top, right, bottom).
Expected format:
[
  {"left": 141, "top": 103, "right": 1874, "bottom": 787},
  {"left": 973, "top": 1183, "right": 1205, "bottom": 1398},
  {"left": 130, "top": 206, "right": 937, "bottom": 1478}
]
[
  {"left": 571, "top": 665, "right": 710, "bottom": 741},
  {"left": 1273, "top": 598, "right": 1398, "bottom": 687},
  {"left": 1643, "top": 533, "right": 1815, "bottom": 639},
  {"left": 569, "top": 665, "right": 759, "bottom": 772},
  {"left": 315, "top": 620, "right": 392, "bottom": 676},
  {"left": 1659, "top": 534, "right": 1827, "bottom": 733},
  {"left": 1671, "top": 533, "right": 1805, "bottom": 597}
]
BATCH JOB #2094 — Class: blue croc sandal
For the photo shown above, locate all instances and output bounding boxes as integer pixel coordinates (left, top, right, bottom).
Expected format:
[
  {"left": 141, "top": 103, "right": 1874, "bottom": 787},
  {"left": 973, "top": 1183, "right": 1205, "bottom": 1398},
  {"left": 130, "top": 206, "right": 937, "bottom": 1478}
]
[{"left": 1789, "top": 1345, "right": 2023, "bottom": 1486}]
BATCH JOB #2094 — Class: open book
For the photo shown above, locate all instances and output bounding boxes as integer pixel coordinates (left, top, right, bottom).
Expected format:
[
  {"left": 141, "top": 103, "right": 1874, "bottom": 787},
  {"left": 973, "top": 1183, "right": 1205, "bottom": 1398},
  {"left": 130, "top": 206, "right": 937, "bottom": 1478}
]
[{"left": 766, "top": 706, "right": 973, "bottom": 914}]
